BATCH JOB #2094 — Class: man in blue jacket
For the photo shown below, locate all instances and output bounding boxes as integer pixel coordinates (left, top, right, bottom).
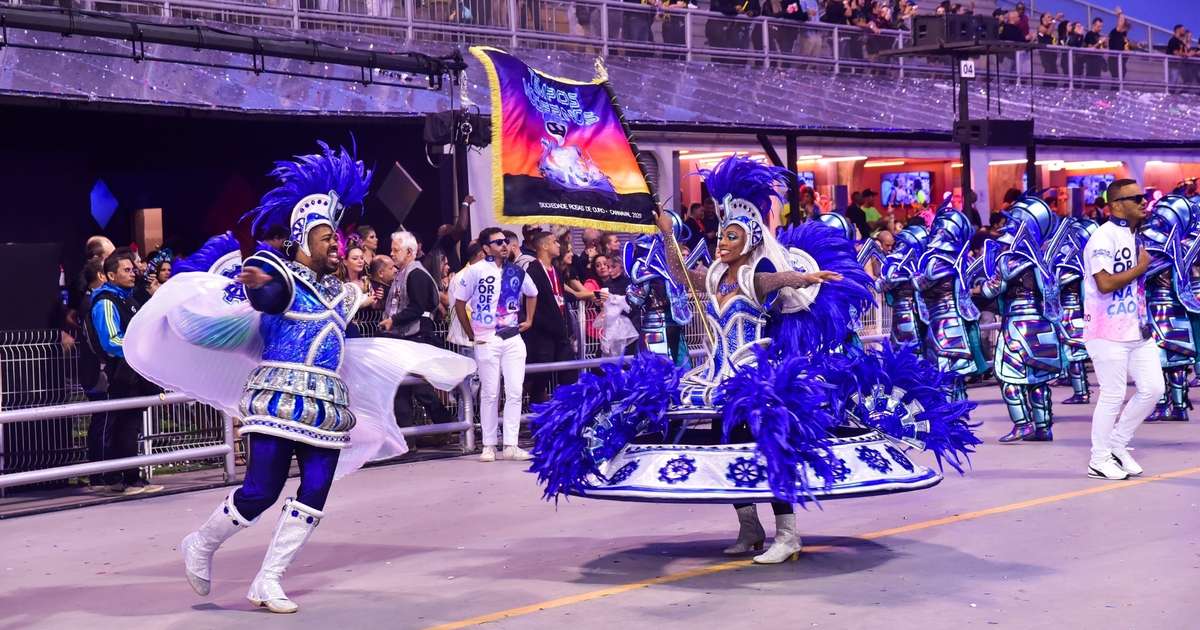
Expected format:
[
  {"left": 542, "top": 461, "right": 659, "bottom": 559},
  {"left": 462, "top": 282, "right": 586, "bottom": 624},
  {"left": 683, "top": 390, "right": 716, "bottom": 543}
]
[{"left": 87, "top": 252, "right": 162, "bottom": 496}]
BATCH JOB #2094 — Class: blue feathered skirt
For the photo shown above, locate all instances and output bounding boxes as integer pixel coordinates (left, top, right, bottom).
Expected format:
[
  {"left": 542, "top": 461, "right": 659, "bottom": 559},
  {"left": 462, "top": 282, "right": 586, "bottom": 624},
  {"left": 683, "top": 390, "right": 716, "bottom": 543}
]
[{"left": 529, "top": 344, "right": 979, "bottom": 505}]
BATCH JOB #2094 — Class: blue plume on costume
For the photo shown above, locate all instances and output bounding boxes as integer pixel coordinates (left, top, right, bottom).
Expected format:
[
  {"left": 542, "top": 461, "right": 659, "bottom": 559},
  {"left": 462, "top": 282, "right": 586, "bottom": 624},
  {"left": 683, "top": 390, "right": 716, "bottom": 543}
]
[
  {"left": 699, "top": 156, "right": 790, "bottom": 218},
  {"left": 719, "top": 350, "right": 839, "bottom": 504},
  {"left": 827, "top": 342, "right": 980, "bottom": 474},
  {"left": 241, "top": 140, "right": 373, "bottom": 236},
  {"left": 769, "top": 222, "right": 875, "bottom": 355},
  {"left": 174, "top": 232, "right": 240, "bottom": 275},
  {"left": 529, "top": 354, "right": 681, "bottom": 501}
]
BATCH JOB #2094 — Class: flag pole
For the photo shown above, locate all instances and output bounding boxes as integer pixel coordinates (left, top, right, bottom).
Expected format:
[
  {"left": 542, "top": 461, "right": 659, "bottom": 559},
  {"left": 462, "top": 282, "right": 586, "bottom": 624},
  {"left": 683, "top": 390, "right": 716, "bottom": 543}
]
[{"left": 595, "top": 55, "right": 716, "bottom": 350}]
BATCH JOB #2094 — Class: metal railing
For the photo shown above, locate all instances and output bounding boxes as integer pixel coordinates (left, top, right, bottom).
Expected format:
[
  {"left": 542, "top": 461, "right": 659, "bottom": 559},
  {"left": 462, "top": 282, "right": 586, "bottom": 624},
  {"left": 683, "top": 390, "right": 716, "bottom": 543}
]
[
  {"left": 0, "top": 391, "right": 235, "bottom": 490},
  {"left": 0, "top": 374, "right": 475, "bottom": 490},
  {"left": 0, "top": 293, "right": 971, "bottom": 494},
  {"left": 0, "top": 327, "right": 236, "bottom": 494},
  {"left": 7, "top": 0, "right": 1200, "bottom": 94}
]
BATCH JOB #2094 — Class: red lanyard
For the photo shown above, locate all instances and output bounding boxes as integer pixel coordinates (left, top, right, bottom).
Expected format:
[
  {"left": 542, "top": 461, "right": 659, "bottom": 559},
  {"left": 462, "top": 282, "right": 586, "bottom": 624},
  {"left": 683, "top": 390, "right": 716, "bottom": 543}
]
[{"left": 542, "top": 262, "right": 563, "bottom": 309}]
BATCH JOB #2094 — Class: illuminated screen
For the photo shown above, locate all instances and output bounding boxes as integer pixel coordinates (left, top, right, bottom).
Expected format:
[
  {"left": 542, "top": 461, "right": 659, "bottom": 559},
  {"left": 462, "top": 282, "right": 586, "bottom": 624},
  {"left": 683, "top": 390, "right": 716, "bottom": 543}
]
[
  {"left": 881, "top": 171, "right": 932, "bottom": 206},
  {"left": 1067, "top": 174, "right": 1115, "bottom": 205}
]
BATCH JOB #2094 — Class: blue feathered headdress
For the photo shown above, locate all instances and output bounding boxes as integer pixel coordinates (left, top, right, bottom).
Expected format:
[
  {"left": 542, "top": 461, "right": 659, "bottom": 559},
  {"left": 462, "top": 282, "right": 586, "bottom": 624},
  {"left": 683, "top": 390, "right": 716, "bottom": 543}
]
[
  {"left": 699, "top": 156, "right": 790, "bottom": 218},
  {"left": 241, "top": 140, "right": 372, "bottom": 256}
]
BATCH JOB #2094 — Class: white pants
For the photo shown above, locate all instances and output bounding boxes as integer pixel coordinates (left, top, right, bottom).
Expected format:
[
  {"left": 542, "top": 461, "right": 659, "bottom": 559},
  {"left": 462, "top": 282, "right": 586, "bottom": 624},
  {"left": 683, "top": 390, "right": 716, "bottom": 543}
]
[
  {"left": 1085, "top": 338, "right": 1165, "bottom": 463},
  {"left": 474, "top": 335, "right": 527, "bottom": 447}
]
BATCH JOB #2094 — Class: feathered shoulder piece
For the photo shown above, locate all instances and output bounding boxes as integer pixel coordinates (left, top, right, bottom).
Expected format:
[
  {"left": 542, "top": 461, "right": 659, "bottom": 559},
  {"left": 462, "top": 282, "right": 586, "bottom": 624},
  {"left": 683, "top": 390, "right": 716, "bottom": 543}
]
[
  {"left": 241, "top": 140, "right": 373, "bottom": 239},
  {"left": 769, "top": 221, "right": 875, "bottom": 355}
]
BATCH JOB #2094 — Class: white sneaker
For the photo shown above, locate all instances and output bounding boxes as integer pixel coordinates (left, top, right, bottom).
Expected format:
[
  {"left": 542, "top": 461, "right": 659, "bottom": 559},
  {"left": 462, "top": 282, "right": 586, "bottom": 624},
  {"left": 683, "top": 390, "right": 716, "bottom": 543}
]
[
  {"left": 1088, "top": 457, "right": 1129, "bottom": 481},
  {"left": 479, "top": 446, "right": 496, "bottom": 462},
  {"left": 502, "top": 446, "right": 532, "bottom": 461},
  {"left": 1111, "top": 450, "right": 1143, "bottom": 476}
]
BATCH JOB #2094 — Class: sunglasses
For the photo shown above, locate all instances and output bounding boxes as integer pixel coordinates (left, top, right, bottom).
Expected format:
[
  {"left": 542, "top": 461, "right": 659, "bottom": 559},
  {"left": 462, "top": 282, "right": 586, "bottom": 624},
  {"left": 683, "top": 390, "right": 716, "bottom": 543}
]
[
  {"left": 1107, "top": 193, "right": 1146, "bottom": 206},
  {"left": 485, "top": 238, "right": 508, "bottom": 247}
]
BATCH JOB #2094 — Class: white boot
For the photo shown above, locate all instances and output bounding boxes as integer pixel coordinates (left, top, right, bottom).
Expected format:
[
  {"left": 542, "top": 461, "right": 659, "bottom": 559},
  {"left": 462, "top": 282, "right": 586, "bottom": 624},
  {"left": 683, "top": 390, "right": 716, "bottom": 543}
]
[
  {"left": 753, "top": 514, "right": 803, "bottom": 564},
  {"left": 182, "top": 492, "right": 255, "bottom": 596},
  {"left": 723, "top": 505, "right": 766, "bottom": 555},
  {"left": 246, "top": 498, "right": 323, "bottom": 614}
]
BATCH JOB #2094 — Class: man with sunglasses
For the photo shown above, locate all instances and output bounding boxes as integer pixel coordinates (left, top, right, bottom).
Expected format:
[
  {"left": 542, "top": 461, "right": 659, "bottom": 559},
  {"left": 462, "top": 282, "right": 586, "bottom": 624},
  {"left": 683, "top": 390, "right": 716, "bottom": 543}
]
[
  {"left": 453, "top": 227, "right": 538, "bottom": 462},
  {"left": 1081, "top": 179, "right": 1164, "bottom": 481}
]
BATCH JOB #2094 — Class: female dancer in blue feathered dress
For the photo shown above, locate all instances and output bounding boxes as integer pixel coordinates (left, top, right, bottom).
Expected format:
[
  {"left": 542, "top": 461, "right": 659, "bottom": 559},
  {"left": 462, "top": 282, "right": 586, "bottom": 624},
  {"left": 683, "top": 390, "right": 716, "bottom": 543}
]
[{"left": 530, "top": 156, "right": 980, "bottom": 564}]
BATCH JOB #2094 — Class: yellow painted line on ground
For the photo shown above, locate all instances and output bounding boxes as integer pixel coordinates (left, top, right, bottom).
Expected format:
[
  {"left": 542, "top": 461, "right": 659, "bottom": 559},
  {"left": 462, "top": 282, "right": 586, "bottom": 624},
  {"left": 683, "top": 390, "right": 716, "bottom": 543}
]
[{"left": 426, "top": 465, "right": 1200, "bottom": 630}]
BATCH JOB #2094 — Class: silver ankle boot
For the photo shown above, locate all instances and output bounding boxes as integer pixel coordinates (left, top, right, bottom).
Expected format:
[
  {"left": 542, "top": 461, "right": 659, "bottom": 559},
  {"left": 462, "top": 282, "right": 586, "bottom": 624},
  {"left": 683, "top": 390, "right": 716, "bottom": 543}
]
[
  {"left": 753, "top": 513, "right": 803, "bottom": 564},
  {"left": 246, "top": 498, "right": 323, "bottom": 614},
  {"left": 182, "top": 492, "right": 255, "bottom": 596},
  {"left": 723, "top": 505, "right": 766, "bottom": 555}
]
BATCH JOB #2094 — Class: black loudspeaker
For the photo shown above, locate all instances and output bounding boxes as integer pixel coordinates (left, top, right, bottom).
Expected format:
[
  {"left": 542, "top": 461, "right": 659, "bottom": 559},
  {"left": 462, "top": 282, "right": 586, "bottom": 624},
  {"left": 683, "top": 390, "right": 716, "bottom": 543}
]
[
  {"left": 953, "top": 119, "right": 1035, "bottom": 147},
  {"left": 951, "top": 15, "right": 999, "bottom": 41},
  {"left": 834, "top": 185, "right": 849, "bottom": 213},
  {"left": 423, "top": 111, "right": 491, "bottom": 148},
  {"left": 913, "top": 15, "right": 1001, "bottom": 47},
  {"left": 912, "top": 15, "right": 947, "bottom": 47},
  {"left": 376, "top": 162, "right": 423, "bottom": 226},
  {"left": 0, "top": 243, "right": 63, "bottom": 331}
]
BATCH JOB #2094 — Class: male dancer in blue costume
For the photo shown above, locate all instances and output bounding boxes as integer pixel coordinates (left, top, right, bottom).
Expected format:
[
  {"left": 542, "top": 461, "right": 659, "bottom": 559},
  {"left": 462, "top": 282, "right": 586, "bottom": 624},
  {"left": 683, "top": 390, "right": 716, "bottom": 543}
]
[
  {"left": 979, "top": 197, "right": 1067, "bottom": 443},
  {"left": 914, "top": 206, "right": 989, "bottom": 401},
  {"left": 622, "top": 213, "right": 710, "bottom": 366},
  {"left": 175, "top": 143, "right": 373, "bottom": 613},
  {"left": 879, "top": 224, "right": 930, "bottom": 351},
  {"left": 1140, "top": 195, "right": 1200, "bottom": 422},
  {"left": 141, "top": 143, "right": 476, "bottom": 614},
  {"left": 1182, "top": 195, "right": 1200, "bottom": 388},
  {"left": 1053, "top": 217, "right": 1098, "bottom": 405}
]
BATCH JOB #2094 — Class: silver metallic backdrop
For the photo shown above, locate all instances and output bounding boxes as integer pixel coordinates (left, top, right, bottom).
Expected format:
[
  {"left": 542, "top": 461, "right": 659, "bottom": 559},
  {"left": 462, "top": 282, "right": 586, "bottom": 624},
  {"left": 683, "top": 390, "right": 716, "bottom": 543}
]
[{"left": 2, "top": 22, "right": 1200, "bottom": 141}]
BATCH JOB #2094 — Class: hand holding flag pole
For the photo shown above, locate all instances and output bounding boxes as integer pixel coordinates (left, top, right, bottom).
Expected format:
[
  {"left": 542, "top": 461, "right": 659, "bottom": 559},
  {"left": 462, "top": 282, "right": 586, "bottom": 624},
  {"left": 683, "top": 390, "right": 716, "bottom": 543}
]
[{"left": 655, "top": 208, "right": 716, "bottom": 350}]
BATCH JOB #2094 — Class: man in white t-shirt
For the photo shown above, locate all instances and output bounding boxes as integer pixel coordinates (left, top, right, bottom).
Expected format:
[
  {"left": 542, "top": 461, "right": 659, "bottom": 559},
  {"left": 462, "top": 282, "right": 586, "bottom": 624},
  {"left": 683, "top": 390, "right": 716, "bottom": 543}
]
[
  {"left": 453, "top": 227, "right": 538, "bottom": 462},
  {"left": 1081, "top": 179, "right": 1165, "bottom": 481}
]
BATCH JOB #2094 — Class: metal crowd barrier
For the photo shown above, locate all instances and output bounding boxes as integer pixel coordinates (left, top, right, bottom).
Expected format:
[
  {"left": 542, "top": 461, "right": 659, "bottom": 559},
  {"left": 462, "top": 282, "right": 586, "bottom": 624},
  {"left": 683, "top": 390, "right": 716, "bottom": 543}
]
[
  {"left": 0, "top": 306, "right": 995, "bottom": 492},
  {"left": 0, "top": 376, "right": 476, "bottom": 490}
]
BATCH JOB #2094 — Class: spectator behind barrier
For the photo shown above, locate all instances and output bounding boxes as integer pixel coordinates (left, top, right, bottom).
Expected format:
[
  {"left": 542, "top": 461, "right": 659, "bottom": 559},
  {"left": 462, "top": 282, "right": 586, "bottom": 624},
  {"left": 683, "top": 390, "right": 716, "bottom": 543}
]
[
  {"left": 423, "top": 248, "right": 452, "bottom": 320},
  {"left": 446, "top": 242, "right": 485, "bottom": 349},
  {"left": 85, "top": 235, "right": 115, "bottom": 262},
  {"left": 381, "top": 231, "right": 455, "bottom": 433},
  {"left": 367, "top": 254, "right": 396, "bottom": 310},
  {"left": 86, "top": 252, "right": 162, "bottom": 496},
  {"left": 503, "top": 230, "right": 522, "bottom": 265},
  {"left": 522, "top": 231, "right": 578, "bottom": 404}
]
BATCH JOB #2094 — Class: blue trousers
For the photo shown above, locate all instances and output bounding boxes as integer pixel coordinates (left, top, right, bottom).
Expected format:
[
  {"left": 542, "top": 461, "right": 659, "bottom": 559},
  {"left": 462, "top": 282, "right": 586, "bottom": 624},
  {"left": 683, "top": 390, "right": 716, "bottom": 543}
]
[{"left": 232, "top": 434, "right": 340, "bottom": 521}]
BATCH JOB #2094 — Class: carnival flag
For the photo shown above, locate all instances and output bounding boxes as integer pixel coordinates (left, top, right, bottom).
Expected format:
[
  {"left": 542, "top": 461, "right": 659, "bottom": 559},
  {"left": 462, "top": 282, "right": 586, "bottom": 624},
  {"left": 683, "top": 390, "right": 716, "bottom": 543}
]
[{"left": 469, "top": 46, "right": 657, "bottom": 233}]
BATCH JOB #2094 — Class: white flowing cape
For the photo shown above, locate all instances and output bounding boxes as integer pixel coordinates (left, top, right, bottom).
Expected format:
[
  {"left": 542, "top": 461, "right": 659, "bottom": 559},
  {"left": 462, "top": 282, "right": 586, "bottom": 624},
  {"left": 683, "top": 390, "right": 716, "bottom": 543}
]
[{"left": 125, "top": 272, "right": 477, "bottom": 478}]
